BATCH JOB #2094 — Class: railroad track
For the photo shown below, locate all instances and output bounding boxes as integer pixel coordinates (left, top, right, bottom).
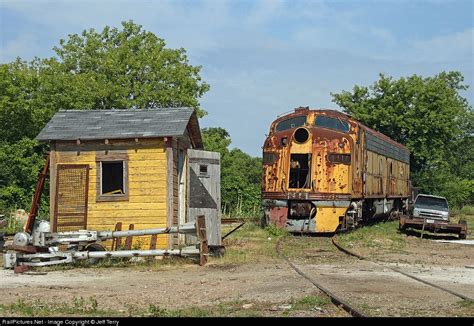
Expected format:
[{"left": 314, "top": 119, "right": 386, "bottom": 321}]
[
  {"left": 275, "top": 238, "right": 367, "bottom": 317},
  {"left": 331, "top": 236, "right": 474, "bottom": 302},
  {"left": 276, "top": 235, "right": 473, "bottom": 317}
]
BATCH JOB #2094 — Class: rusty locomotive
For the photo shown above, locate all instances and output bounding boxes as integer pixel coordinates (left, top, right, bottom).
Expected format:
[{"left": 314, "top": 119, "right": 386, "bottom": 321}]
[{"left": 262, "top": 107, "right": 411, "bottom": 233}]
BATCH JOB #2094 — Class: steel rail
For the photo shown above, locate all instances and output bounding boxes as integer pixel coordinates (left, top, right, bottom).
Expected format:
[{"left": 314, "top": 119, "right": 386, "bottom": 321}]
[
  {"left": 331, "top": 236, "right": 473, "bottom": 302},
  {"left": 275, "top": 237, "right": 367, "bottom": 317}
]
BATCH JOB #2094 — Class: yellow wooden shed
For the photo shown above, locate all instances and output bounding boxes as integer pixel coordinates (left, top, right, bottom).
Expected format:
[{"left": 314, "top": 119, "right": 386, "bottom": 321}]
[{"left": 36, "top": 108, "right": 221, "bottom": 250}]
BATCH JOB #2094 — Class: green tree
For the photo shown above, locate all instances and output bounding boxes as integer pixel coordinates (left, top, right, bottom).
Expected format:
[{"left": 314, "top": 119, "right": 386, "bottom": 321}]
[
  {"left": 0, "top": 20, "right": 210, "bottom": 213},
  {"left": 202, "top": 128, "right": 262, "bottom": 217},
  {"left": 0, "top": 139, "right": 46, "bottom": 212},
  {"left": 50, "top": 21, "right": 209, "bottom": 115},
  {"left": 331, "top": 71, "right": 473, "bottom": 207}
]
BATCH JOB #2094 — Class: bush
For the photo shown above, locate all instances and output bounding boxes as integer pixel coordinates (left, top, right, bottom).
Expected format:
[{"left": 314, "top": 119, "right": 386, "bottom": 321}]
[{"left": 265, "top": 224, "right": 288, "bottom": 237}]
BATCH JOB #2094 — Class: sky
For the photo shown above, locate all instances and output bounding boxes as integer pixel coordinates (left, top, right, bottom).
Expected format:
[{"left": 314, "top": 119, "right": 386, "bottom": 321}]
[{"left": 1, "top": 0, "right": 473, "bottom": 157}]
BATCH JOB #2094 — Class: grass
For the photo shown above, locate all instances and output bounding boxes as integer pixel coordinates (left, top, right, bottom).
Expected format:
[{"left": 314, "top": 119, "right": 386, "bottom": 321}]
[
  {"left": 457, "top": 300, "right": 474, "bottom": 308},
  {"left": 0, "top": 297, "right": 115, "bottom": 317},
  {"left": 290, "top": 295, "right": 331, "bottom": 310},
  {"left": 0, "top": 296, "right": 338, "bottom": 317},
  {"left": 210, "top": 222, "right": 288, "bottom": 265},
  {"left": 337, "top": 220, "right": 407, "bottom": 253},
  {"left": 450, "top": 205, "right": 474, "bottom": 239}
]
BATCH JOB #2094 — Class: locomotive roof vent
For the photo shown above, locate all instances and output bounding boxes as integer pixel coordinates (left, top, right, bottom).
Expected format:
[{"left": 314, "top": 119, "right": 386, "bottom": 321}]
[{"left": 294, "top": 127, "right": 310, "bottom": 144}]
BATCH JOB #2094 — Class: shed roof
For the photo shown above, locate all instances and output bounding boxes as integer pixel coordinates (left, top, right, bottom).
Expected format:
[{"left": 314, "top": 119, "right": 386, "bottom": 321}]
[{"left": 36, "top": 108, "right": 203, "bottom": 148}]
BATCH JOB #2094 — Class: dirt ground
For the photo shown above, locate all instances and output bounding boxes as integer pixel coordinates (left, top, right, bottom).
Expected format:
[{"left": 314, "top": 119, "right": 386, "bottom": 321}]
[{"left": 0, "top": 224, "right": 473, "bottom": 317}]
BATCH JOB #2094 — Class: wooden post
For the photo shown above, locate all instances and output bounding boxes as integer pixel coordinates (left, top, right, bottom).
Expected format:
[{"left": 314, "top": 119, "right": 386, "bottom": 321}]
[
  {"left": 125, "top": 224, "right": 134, "bottom": 250},
  {"left": 112, "top": 222, "right": 122, "bottom": 250},
  {"left": 197, "top": 215, "right": 208, "bottom": 266},
  {"left": 149, "top": 234, "right": 157, "bottom": 250}
]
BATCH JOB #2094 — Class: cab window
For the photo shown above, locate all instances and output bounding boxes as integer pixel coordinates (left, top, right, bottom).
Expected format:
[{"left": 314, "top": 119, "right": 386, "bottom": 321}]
[
  {"left": 275, "top": 116, "right": 307, "bottom": 132},
  {"left": 314, "top": 115, "right": 350, "bottom": 133}
]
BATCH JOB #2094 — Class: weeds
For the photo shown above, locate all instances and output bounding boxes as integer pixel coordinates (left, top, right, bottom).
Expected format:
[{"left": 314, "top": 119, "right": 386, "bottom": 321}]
[
  {"left": 265, "top": 224, "right": 288, "bottom": 237},
  {"left": 457, "top": 300, "right": 474, "bottom": 308},
  {"left": 291, "top": 295, "right": 330, "bottom": 310},
  {"left": 337, "top": 221, "right": 406, "bottom": 252},
  {"left": 0, "top": 296, "right": 111, "bottom": 317},
  {"left": 0, "top": 214, "right": 24, "bottom": 234}
]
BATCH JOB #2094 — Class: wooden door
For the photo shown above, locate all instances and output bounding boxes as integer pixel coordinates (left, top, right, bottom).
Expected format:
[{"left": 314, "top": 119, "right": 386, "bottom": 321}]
[
  {"left": 53, "top": 164, "right": 89, "bottom": 232},
  {"left": 186, "top": 149, "right": 221, "bottom": 246}
]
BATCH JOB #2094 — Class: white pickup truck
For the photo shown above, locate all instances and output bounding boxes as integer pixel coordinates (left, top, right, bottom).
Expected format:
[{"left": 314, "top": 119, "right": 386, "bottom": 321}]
[{"left": 399, "top": 194, "right": 467, "bottom": 239}]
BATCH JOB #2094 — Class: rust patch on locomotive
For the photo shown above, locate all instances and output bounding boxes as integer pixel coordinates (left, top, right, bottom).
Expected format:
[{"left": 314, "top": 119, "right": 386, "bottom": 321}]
[{"left": 262, "top": 107, "right": 410, "bottom": 233}]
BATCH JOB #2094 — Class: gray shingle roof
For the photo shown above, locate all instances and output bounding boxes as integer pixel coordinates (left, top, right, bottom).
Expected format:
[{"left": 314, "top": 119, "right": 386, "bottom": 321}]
[{"left": 36, "top": 108, "right": 198, "bottom": 142}]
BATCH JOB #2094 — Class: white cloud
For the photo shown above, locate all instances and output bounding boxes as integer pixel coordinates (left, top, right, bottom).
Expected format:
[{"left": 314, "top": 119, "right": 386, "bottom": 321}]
[
  {"left": 411, "top": 28, "right": 474, "bottom": 63},
  {"left": 0, "top": 33, "right": 41, "bottom": 62},
  {"left": 0, "top": 0, "right": 472, "bottom": 155}
]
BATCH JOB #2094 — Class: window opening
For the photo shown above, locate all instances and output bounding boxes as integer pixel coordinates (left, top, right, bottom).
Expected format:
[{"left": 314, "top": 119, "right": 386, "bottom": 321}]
[
  {"left": 101, "top": 161, "right": 124, "bottom": 195},
  {"left": 289, "top": 154, "right": 311, "bottom": 189}
]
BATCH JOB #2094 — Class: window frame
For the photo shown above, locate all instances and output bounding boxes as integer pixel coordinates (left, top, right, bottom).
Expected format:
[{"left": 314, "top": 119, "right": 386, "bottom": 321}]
[
  {"left": 275, "top": 116, "right": 307, "bottom": 132},
  {"left": 314, "top": 115, "right": 350, "bottom": 133},
  {"left": 96, "top": 153, "right": 129, "bottom": 202}
]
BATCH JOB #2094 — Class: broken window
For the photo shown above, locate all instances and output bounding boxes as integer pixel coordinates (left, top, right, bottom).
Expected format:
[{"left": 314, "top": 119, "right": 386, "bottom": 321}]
[
  {"left": 96, "top": 154, "right": 128, "bottom": 202},
  {"left": 101, "top": 161, "right": 125, "bottom": 195},
  {"left": 289, "top": 154, "right": 311, "bottom": 189}
]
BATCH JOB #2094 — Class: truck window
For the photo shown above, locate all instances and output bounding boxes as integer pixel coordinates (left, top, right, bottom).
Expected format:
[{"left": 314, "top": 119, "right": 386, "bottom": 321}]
[{"left": 414, "top": 196, "right": 448, "bottom": 211}]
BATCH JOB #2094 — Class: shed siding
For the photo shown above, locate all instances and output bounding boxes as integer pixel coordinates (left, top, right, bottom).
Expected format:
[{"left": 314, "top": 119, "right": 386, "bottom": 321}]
[{"left": 52, "top": 138, "right": 169, "bottom": 248}]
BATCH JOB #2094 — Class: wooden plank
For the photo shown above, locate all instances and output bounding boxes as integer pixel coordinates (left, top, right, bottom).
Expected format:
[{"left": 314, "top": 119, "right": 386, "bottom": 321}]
[
  {"left": 128, "top": 160, "right": 167, "bottom": 168},
  {"left": 88, "top": 223, "right": 167, "bottom": 230},
  {"left": 112, "top": 222, "right": 122, "bottom": 250},
  {"left": 56, "top": 152, "right": 165, "bottom": 162},
  {"left": 166, "top": 137, "right": 174, "bottom": 249},
  {"left": 125, "top": 224, "right": 134, "bottom": 250},
  {"left": 88, "top": 196, "right": 166, "bottom": 204},
  {"left": 149, "top": 234, "right": 157, "bottom": 250},
  {"left": 88, "top": 217, "right": 167, "bottom": 226},
  {"left": 56, "top": 139, "right": 165, "bottom": 153},
  {"left": 88, "top": 202, "right": 167, "bottom": 211},
  {"left": 197, "top": 215, "right": 208, "bottom": 266}
]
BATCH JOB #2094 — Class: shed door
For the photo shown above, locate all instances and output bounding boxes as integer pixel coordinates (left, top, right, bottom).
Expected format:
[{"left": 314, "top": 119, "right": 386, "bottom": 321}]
[
  {"left": 53, "top": 164, "right": 89, "bottom": 232},
  {"left": 186, "top": 149, "right": 221, "bottom": 246}
]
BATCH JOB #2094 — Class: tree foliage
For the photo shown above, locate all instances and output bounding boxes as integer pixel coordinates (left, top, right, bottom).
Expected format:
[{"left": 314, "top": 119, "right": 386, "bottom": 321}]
[
  {"left": 0, "top": 139, "right": 47, "bottom": 212},
  {"left": 51, "top": 21, "right": 209, "bottom": 114},
  {"left": 0, "top": 21, "right": 209, "bottom": 213},
  {"left": 202, "top": 128, "right": 262, "bottom": 217},
  {"left": 332, "top": 71, "right": 473, "bottom": 207}
]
